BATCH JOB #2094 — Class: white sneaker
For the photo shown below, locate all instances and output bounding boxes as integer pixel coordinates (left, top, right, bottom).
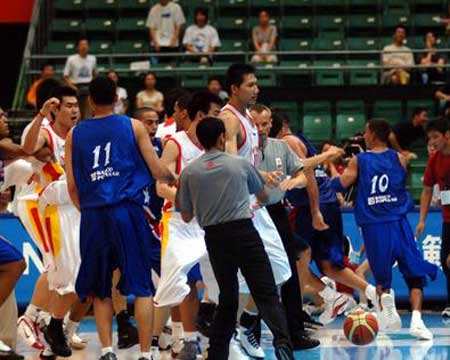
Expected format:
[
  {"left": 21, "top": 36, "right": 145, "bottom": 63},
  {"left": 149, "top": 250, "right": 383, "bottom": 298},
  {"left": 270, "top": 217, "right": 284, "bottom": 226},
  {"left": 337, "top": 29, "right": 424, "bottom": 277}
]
[
  {"left": 69, "top": 332, "right": 88, "bottom": 350},
  {"left": 229, "top": 332, "right": 250, "bottom": 360},
  {"left": 343, "top": 296, "right": 358, "bottom": 316},
  {"left": 239, "top": 326, "right": 264, "bottom": 359},
  {"left": 365, "top": 285, "right": 380, "bottom": 312},
  {"left": 0, "top": 339, "right": 12, "bottom": 352},
  {"left": 151, "top": 346, "right": 161, "bottom": 360},
  {"left": 319, "top": 290, "right": 349, "bottom": 325},
  {"left": 442, "top": 306, "right": 450, "bottom": 325},
  {"left": 380, "top": 292, "right": 401, "bottom": 331},
  {"left": 409, "top": 316, "right": 433, "bottom": 340},
  {"left": 17, "top": 315, "right": 45, "bottom": 350}
]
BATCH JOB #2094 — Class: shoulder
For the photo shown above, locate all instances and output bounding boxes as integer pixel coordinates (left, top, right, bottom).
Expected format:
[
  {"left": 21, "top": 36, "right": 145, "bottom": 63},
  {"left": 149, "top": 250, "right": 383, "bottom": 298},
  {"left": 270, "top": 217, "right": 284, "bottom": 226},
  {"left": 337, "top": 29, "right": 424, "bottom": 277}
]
[
  {"left": 382, "top": 44, "right": 393, "bottom": 51},
  {"left": 136, "top": 90, "right": 145, "bottom": 97},
  {"left": 156, "top": 90, "right": 164, "bottom": 98},
  {"left": 171, "top": 2, "right": 183, "bottom": 11},
  {"left": 88, "top": 55, "right": 96, "bottom": 61},
  {"left": 150, "top": 4, "right": 160, "bottom": 12},
  {"left": 67, "top": 54, "right": 77, "bottom": 62},
  {"left": 185, "top": 24, "right": 196, "bottom": 32}
]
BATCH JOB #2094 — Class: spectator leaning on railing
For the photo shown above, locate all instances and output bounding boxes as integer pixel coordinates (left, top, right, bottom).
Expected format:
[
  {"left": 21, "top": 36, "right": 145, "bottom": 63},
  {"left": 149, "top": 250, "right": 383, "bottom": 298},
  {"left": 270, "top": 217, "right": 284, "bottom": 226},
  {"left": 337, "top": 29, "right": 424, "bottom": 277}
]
[
  {"left": 418, "top": 31, "right": 446, "bottom": 85},
  {"left": 381, "top": 25, "right": 414, "bottom": 85},
  {"left": 251, "top": 10, "right": 278, "bottom": 64}
]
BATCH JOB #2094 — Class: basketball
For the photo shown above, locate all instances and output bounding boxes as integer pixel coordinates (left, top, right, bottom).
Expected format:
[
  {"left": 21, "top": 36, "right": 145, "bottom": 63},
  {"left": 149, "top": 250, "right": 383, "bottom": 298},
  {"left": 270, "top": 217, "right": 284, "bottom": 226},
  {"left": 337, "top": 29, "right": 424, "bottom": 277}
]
[{"left": 343, "top": 310, "right": 379, "bottom": 345}]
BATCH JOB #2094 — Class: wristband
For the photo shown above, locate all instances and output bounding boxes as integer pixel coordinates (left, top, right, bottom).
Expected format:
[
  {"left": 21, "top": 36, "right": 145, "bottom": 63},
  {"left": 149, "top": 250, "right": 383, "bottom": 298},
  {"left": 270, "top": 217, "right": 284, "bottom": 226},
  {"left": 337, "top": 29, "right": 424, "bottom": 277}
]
[{"left": 330, "top": 177, "right": 347, "bottom": 193}]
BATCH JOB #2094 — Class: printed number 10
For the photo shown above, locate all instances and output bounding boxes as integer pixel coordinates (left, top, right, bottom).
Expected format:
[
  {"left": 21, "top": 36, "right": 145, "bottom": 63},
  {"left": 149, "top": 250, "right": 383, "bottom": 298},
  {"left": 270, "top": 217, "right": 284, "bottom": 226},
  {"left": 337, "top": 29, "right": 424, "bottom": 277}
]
[{"left": 370, "top": 174, "right": 389, "bottom": 195}]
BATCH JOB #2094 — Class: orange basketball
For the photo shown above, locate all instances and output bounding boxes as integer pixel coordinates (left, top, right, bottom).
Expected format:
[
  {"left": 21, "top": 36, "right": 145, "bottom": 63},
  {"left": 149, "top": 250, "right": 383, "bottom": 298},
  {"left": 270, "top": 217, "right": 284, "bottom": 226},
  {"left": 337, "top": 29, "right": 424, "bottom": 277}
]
[{"left": 343, "top": 310, "right": 379, "bottom": 345}]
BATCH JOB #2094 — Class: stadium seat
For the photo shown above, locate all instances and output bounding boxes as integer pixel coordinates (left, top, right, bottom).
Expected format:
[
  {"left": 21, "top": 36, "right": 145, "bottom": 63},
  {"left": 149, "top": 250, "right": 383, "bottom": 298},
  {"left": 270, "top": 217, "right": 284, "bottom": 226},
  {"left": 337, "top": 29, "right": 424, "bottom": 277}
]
[
  {"left": 90, "top": 41, "right": 113, "bottom": 54},
  {"left": 271, "top": 101, "right": 299, "bottom": 127},
  {"left": 336, "top": 100, "right": 365, "bottom": 114},
  {"left": 220, "top": 0, "right": 249, "bottom": 9},
  {"left": 250, "top": 0, "right": 280, "bottom": 8},
  {"left": 303, "top": 101, "right": 332, "bottom": 114},
  {"left": 180, "top": 64, "right": 208, "bottom": 88},
  {"left": 348, "top": 60, "right": 379, "bottom": 86},
  {"left": 316, "top": 16, "right": 346, "bottom": 35},
  {"left": 84, "top": 18, "right": 115, "bottom": 34},
  {"left": 280, "top": 39, "right": 311, "bottom": 51},
  {"left": 409, "top": 170, "right": 424, "bottom": 202},
  {"left": 315, "top": 0, "right": 348, "bottom": 8},
  {"left": 372, "top": 100, "right": 403, "bottom": 125},
  {"left": 414, "top": 14, "right": 442, "bottom": 30},
  {"left": 216, "top": 16, "right": 247, "bottom": 32},
  {"left": 336, "top": 113, "right": 366, "bottom": 140},
  {"left": 114, "top": 40, "right": 148, "bottom": 53},
  {"left": 85, "top": 0, "right": 117, "bottom": 12},
  {"left": 348, "top": 15, "right": 380, "bottom": 33},
  {"left": 282, "top": 0, "right": 312, "bottom": 7},
  {"left": 312, "top": 38, "right": 345, "bottom": 51},
  {"left": 302, "top": 114, "right": 333, "bottom": 143},
  {"left": 281, "top": 16, "right": 313, "bottom": 35},
  {"left": 314, "top": 61, "right": 344, "bottom": 86},
  {"left": 119, "top": 0, "right": 151, "bottom": 11},
  {"left": 347, "top": 37, "right": 379, "bottom": 51},
  {"left": 116, "top": 18, "right": 147, "bottom": 33},
  {"left": 54, "top": 0, "right": 84, "bottom": 12},
  {"left": 46, "top": 41, "right": 76, "bottom": 55},
  {"left": 51, "top": 19, "right": 83, "bottom": 34},
  {"left": 255, "top": 71, "right": 277, "bottom": 87}
]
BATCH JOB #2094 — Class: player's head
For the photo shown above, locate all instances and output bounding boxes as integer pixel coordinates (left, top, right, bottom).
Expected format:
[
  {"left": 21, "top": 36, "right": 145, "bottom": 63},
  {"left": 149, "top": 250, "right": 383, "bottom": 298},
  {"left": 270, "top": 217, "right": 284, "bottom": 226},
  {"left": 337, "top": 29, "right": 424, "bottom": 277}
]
[
  {"left": 226, "top": 63, "right": 259, "bottom": 106},
  {"left": 134, "top": 107, "right": 159, "bottom": 138},
  {"left": 196, "top": 116, "right": 226, "bottom": 151},
  {"left": 187, "top": 91, "right": 222, "bottom": 122},
  {"left": 250, "top": 103, "right": 271, "bottom": 137},
  {"left": 270, "top": 109, "right": 290, "bottom": 138},
  {"left": 173, "top": 92, "right": 192, "bottom": 131},
  {"left": 77, "top": 37, "right": 89, "bottom": 56},
  {"left": 364, "top": 119, "right": 391, "bottom": 149},
  {"left": 426, "top": 118, "right": 450, "bottom": 152},
  {"left": 88, "top": 76, "right": 117, "bottom": 110},
  {"left": 51, "top": 85, "right": 80, "bottom": 129},
  {"left": 0, "top": 107, "right": 9, "bottom": 140}
]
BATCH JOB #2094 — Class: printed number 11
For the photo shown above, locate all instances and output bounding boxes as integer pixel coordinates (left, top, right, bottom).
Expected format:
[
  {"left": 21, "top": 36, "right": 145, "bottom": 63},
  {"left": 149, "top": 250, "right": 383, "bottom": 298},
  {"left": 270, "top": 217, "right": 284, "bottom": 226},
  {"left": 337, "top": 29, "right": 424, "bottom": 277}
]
[{"left": 92, "top": 142, "right": 111, "bottom": 169}]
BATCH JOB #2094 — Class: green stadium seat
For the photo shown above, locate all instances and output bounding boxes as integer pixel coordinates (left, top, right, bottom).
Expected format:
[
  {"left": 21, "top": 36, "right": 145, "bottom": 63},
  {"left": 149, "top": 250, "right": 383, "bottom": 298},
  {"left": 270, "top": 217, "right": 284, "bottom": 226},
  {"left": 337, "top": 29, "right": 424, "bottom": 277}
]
[
  {"left": 303, "top": 101, "right": 331, "bottom": 114},
  {"left": 280, "top": 39, "right": 311, "bottom": 51},
  {"left": 216, "top": 16, "right": 247, "bottom": 31},
  {"left": 255, "top": 71, "right": 277, "bottom": 87},
  {"left": 302, "top": 114, "right": 333, "bottom": 143},
  {"left": 119, "top": 0, "right": 151, "bottom": 11},
  {"left": 250, "top": 0, "right": 280, "bottom": 8},
  {"left": 282, "top": 0, "right": 312, "bottom": 6},
  {"left": 114, "top": 40, "right": 148, "bottom": 53},
  {"left": 372, "top": 100, "right": 403, "bottom": 125},
  {"left": 314, "top": 61, "right": 344, "bottom": 86},
  {"left": 46, "top": 41, "right": 76, "bottom": 55},
  {"left": 347, "top": 38, "right": 379, "bottom": 51},
  {"left": 51, "top": 19, "right": 83, "bottom": 33},
  {"left": 220, "top": 0, "right": 249, "bottom": 9},
  {"left": 414, "top": 14, "right": 442, "bottom": 30},
  {"left": 54, "top": 0, "right": 84, "bottom": 12},
  {"left": 220, "top": 39, "right": 247, "bottom": 52},
  {"left": 312, "top": 38, "right": 345, "bottom": 51},
  {"left": 348, "top": 60, "right": 379, "bottom": 85},
  {"left": 336, "top": 100, "right": 365, "bottom": 113},
  {"left": 349, "top": 0, "right": 379, "bottom": 7},
  {"left": 90, "top": 41, "right": 113, "bottom": 54},
  {"left": 85, "top": 0, "right": 117, "bottom": 11},
  {"left": 315, "top": 0, "right": 348, "bottom": 7},
  {"left": 406, "top": 99, "right": 436, "bottom": 118},
  {"left": 116, "top": 18, "right": 147, "bottom": 32},
  {"left": 281, "top": 16, "right": 313, "bottom": 33},
  {"left": 278, "top": 61, "right": 311, "bottom": 86},
  {"left": 316, "top": 16, "right": 346, "bottom": 34},
  {"left": 271, "top": 101, "right": 299, "bottom": 125},
  {"left": 336, "top": 113, "right": 366, "bottom": 140},
  {"left": 348, "top": 15, "right": 379, "bottom": 31},
  {"left": 180, "top": 69, "right": 208, "bottom": 88},
  {"left": 85, "top": 18, "right": 115, "bottom": 33}
]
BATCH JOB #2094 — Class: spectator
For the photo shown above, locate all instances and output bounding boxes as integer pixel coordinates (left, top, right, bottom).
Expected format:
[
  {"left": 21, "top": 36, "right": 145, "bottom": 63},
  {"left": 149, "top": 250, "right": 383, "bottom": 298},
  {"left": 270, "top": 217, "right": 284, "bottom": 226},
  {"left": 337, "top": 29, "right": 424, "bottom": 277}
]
[
  {"left": 207, "top": 76, "right": 228, "bottom": 101},
  {"left": 136, "top": 72, "right": 164, "bottom": 114},
  {"left": 251, "top": 10, "right": 278, "bottom": 64},
  {"left": 389, "top": 107, "right": 429, "bottom": 159},
  {"left": 63, "top": 37, "right": 97, "bottom": 118},
  {"left": 146, "top": 0, "right": 186, "bottom": 63},
  {"left": 182, "top": 7, "right": 220, "bottom": 64},
  {"left": 0, "top": 188, "right": 12, "bottom": 213},
  {"left": 419, "top": 32, "right": 446, "bottom": 84},
  {"left": 26, "top": 63, "right": 55, "bottom": 108},
  {"left": 381, "top": 26, "right": 414, "bottom": 85},
  {"left": 107, "top": 70, "right": 128, "bottom": 115}
]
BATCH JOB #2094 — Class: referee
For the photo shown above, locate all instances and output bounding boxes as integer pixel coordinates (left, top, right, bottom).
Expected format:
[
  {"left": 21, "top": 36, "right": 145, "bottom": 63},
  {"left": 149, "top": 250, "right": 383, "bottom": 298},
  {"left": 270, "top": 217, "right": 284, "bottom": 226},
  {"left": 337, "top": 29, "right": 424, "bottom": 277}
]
[{"left": 176, "top": 116, "right": 294, "bottom": 360}]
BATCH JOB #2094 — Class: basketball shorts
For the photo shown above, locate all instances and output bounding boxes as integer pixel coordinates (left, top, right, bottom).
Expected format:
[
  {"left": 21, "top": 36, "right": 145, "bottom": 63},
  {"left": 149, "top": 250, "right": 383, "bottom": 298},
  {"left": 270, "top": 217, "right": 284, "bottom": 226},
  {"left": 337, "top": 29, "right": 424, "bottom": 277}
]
[
  {"left": 0, "top": 235, "right": 23, "bottom": 265},
  {"left": 75, "top": 200, "right": 157, "bottom": 301},
  {"left": 361, "top": 216, "right": 438, "bottom": 290},
  {"left": 293, "top": 201, "right": 345, "bottom": 269}
]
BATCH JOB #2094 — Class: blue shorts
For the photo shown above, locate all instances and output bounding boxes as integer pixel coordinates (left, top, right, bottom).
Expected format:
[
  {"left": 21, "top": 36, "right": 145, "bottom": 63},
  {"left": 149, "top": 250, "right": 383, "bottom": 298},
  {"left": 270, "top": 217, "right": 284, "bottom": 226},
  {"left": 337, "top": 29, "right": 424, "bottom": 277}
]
[
  {"left": 361, "top": 217, "right": 438, "bottom": 290},
  {"left": 187, "top": 263, "right": 202, "bottom": 284},
  {"left": 0, "top": 235, "right": 23, "bottom": 265},
  {"left": 294, "top": 202, "right": 345, "bottom": 269},
  {"left": 76, "top": 201, "right": 158, "bottom": 301}
]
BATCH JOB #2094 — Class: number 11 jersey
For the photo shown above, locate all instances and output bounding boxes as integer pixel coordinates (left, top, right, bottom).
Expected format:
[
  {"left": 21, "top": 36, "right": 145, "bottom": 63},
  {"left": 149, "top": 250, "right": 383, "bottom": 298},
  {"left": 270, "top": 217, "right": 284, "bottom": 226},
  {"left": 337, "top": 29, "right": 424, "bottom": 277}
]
[{"left": 355, "top": 148, "right": 413, "bottom": 226}]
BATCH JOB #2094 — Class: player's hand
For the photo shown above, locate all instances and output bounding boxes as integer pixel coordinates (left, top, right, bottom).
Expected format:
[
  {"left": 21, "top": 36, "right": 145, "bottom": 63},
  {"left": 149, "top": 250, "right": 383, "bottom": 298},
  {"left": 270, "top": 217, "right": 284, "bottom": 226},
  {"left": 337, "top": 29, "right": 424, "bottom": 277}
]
[
  {"left": 279, "top": 177, "right": 306, "bottom": 191},
  {"left": 40, "top": 98, "right": 60, "bottom": 118},
  {"left": 415, "top": 221, "right": 425, "bottom": 238},
  {"left": 326, "top": 145, "right": 345, "bottom": 159},
  {"left": 264, "top": 170, "right": 283, "bottom": 188},
  {"left": 33, "top": 146, "right": 54, "bottom": 163},
  {"left": 312, "top": 210, "right": 329, "bottom": 231}
]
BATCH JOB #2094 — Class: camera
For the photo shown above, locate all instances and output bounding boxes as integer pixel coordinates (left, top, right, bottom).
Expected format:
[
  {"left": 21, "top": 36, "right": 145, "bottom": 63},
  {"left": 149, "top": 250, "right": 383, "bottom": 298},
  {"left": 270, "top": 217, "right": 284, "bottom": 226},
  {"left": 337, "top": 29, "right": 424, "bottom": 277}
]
[{"left": 342, "top": 135, "right": 366, "bottom": 159}]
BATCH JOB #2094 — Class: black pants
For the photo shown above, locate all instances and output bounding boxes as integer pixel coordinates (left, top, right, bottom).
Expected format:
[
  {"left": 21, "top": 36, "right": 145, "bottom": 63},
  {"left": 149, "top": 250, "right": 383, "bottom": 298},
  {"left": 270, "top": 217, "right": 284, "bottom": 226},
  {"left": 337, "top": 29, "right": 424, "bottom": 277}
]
[
  {"left": 267, "top": 202, "right": 305, "bottom": 335},
  {"left": 442, "top": 222, "right": 450, "bottom": 305},
  {"left": 204, "top": 219, "right": 291, "bottom": 360}
]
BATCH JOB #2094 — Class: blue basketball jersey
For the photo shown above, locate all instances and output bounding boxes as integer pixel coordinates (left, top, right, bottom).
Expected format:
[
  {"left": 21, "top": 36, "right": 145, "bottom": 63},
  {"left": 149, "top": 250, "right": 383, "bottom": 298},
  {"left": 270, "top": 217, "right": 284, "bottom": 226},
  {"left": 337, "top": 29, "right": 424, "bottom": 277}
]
[
  {"left": 286, "top": 132, "right": 337, "bottom": 207},
  {"left": 143, "top": 137, "right": 164, "bottom": 222},
  {"left": 72, "top": 115, "right": 153, "bottom": 209},
  {"left": 354, "top": 149, "right": 413, "bottom": 225}
]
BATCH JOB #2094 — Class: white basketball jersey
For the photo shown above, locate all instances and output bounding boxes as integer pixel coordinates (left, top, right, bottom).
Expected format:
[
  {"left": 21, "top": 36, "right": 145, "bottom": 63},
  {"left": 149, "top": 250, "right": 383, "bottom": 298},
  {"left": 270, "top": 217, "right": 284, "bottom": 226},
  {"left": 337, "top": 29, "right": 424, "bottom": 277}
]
[
  {"left": 41, "top": 123, "right": 66, "bottom": 166},
  {"left": 163, "top": 131, "right": 204, "bottom": 212},
  {"left": 221, "top": 103, "right": 261, "bottom": 166}
]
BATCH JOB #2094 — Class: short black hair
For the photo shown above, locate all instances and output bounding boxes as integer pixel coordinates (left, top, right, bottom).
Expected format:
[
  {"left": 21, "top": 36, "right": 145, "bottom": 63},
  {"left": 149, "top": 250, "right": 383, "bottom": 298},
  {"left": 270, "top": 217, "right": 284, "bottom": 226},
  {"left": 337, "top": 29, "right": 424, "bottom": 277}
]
[
  {"left": 134, "top": 107, "right": 158, "bottom": 120},
  {"left": 411, "top": 106, "right": 427, "bottom": 118},
  {"left": 51, "top": 85, "right": 78, "bottom": 104},
  {"left": 36, "top": 78, "right": 62, "bottom": 110},
  {"left": 164, "top": 88, "right": 190, "bottom": 117},
  {"left": 426, "top": 118, "right": 449, "bottom": 134},
  {"left": 196, "top": 117, "right": 225, "bottom": 150},
  {"left": 89, "top": 77, "right": 116, "bottom": 106},
  {"left": 226, "top": 63, "right": 255, "bottom": 94},
  {"left": 176, "top": 92, "right": 193, "bottom": 111},
  {"left": 270, "top": 109, "right": 289, "bottom": 138},
  {"left": 187, "top": 91, "right": 222, "bottom": 120},
  {"left": 41, "top": 63, "right": 53, "bottom": 71},
  {"left": 143, "top": 71, "right": 157, "bottom": 86},
  {"left": 394, "top": 24, "right": 407, "bottom": 33},
  {"left": 367, "top": 119, "right": 391, "bottom": 144},
  {"left": 194, "top": 7, "right": 208, "bottom": 22}
]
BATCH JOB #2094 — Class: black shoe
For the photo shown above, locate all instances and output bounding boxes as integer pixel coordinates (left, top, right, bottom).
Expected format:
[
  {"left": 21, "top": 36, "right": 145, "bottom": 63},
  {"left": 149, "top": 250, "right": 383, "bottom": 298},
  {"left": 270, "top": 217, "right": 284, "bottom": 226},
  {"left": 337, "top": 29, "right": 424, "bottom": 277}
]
[
  {"left": 116, "top": 310, "right": 139, "bottom": 349},
  {"left": 301, "top": 310, "right": 323, "bottom": 330},
  {"left": 196, "top": 302, "right": 217, "bottom": 337},
  {"left": 99, "top": 352, "right": 118, "bottom": 360},
  {"left": 42, "top": 319, "right": 72, "bottom": 357},
  {"left": 292, "top": 332, "right": 320, "bottom": 350},
  {"left": 0, "top": 351, "right": 25, "bottom": 360},
  {"left": 274, "top": 344, "right": 295, "bottom": 360}
]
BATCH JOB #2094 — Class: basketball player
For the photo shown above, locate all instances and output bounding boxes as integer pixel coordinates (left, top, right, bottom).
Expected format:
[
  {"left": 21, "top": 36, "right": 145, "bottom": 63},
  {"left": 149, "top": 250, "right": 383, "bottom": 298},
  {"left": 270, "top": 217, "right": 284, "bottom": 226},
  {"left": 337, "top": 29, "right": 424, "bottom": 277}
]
[
  {"left": 176, "top": 116, "right": 294, "bottom": 360},
  {"left": 154, "top": 91, "right": 222, "bottom": 359},
  {"left": 330, "top": 119, "right": 438, "bottom": 339},
  {"left": 271, "top": 110, "right": 378, "bottom": 326},
  {"left": 65, "top": 77, "right": 175, "bottom": 360}
]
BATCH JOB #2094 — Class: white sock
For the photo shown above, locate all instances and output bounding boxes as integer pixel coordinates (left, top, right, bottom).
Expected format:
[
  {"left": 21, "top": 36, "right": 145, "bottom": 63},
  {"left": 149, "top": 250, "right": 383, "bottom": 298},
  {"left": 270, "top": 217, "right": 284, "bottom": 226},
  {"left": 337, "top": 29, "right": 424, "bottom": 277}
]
[
  {"left": 184, "top": 331, "right": 198, "bottom": 342},
  {"left": 319, "top": 285, "right": 337, "bottom": 301},
  {"left": 172, "top": 322, "right": 184, "bottom": 340},
  {"left": 140, "top": 351, "right": 151, "bottom": 359},
  {"left": 37, "top": 311, "right": 51, "bottom": 327},
  {"left": 412, "top": 310, "right": 422, "bottom": 323},
  {"left": 24, "top": 304, "right": 40, "bottom": 321},
  {"left": 364, "top": 284, "right": 376, "bottom": 300},
  {"left": 243, "top": 308, "right": 258, "bottom": 316},
  {"left": 101, "top": 347, "right": 113, "bottom": 356},
  {"left": 65, "top": 319, "right": 79, "bottom": 338}
]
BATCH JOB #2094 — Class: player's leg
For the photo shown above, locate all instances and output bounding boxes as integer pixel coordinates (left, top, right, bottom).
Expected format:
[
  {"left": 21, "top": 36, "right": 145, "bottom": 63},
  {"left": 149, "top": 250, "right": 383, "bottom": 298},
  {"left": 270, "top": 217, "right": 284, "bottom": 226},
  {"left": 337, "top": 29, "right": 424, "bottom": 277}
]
[
  {"left": 65, "top": 298, "right": 91, "bottom": 350},
  {"left": 441, "top": 222, "right": 450, "bottom": 322}
]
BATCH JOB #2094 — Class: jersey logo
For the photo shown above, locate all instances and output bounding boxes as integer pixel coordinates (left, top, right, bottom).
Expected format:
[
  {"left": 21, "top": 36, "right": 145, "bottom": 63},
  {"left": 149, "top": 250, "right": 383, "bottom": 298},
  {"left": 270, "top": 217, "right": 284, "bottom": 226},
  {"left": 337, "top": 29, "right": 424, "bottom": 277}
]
[{"left": 205, "top": 160, "right": 218, "bottom": 170}]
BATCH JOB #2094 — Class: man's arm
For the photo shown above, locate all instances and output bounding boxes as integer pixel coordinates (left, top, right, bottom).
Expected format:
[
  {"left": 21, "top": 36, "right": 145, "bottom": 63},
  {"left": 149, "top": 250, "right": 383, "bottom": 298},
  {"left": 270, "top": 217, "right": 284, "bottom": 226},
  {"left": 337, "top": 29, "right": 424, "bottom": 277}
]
[
  {"left": 301, "top": 146, "right": 344, "bottom": 169},
  {"left": 176, "top": 171, "right": 194, "bottom": 223},
  {"left": 156, "top": 139, "right": 179, "bottom": 202},
  {"left": 132, "top": 119, "right": 175, "bottom": 184},
  {"left": 388, "top": 131, "right": 403, "bottom": 152},
  {"left": 331, "top": 156, "right": 358, "bottom": 189},
  {"left": 435, "top": 89, "right": 450, "bottom": 102},
  {"left": 64, "top": 129, "right": 80, "bottom": 210},
  {"left": 220, "top": 110, "right": 241, "bottom": 155},
  {"left": 416, "top": 186, "right": 433, "bottom": 237}
]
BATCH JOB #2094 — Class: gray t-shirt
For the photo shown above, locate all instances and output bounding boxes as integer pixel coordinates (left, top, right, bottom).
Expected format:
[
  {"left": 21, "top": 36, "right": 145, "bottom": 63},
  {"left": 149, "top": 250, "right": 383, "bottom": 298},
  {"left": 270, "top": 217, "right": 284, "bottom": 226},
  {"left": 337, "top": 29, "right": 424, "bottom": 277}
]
[
  {"left": 176, "top": 150, "right": 265, "bottom": 227},
  {"left": 259, "top": 138, "right": 304, "bottom": 205}
]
